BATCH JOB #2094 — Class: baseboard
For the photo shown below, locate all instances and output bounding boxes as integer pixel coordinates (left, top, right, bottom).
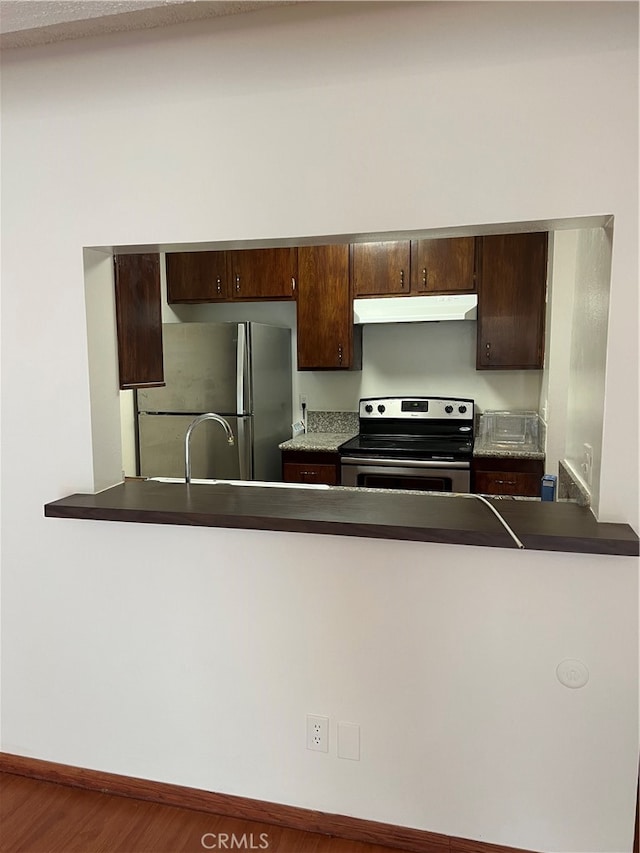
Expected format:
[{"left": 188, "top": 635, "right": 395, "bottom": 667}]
[{"left": 0, "top": 752, "right": 536, "bottom": 853}]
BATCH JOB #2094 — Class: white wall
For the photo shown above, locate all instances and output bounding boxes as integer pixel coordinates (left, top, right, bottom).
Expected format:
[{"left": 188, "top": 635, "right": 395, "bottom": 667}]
[
  {"left": 563, "top": 228, "right": 613, "bottom": 516},
  {"left": 1, "top": 4, "right": 638, "bottom": 852},
  {"left": 541, "top": 231, "right": 576, "bottom": 481},
  {"left": 541, "top": 227, "right": 614, "bottom": 509},
  {"left": 167, "top": 298, "right": 543, "bottom": 417},
  {"left": 84, "top": 249, "right": 125, "bottom": 490}
]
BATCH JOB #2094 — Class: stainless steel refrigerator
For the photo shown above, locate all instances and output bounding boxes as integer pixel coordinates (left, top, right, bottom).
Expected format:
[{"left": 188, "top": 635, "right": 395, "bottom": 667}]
[{"left": 136, "top": 322, "right": 292, "bottom": 481}]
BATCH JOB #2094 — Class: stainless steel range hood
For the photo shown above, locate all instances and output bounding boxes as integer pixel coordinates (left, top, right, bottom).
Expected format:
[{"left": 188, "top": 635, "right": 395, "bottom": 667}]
[{"left": 353, "top": 293, "right": 478, "bottom": 324}]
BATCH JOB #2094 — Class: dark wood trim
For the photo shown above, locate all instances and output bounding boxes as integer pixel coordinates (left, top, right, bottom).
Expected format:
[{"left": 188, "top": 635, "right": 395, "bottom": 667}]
[
  {"left": 0, "top": 753, "right": 537, "bottom": 853},
  {"left": 44, "top": 480, "right": 639, "bottom": 557}
]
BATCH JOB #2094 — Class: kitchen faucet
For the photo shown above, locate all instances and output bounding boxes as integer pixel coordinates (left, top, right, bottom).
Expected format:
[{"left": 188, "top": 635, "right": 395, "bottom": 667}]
[{"left": 184, "top": 413, "right": 235, "bottom": 484}]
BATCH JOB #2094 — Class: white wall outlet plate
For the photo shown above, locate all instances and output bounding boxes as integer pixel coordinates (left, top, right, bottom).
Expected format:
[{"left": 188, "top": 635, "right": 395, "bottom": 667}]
[{"left": 306, "top": 714, "right": 329, "bottom": 752}]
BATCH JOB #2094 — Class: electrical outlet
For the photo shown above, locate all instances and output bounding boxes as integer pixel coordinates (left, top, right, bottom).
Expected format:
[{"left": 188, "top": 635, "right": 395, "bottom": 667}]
[
  {"left": 299, "top": 394, "right": 307, "bottom": 408},
  {"left": 306, "top": 714, "right": 328, "bottom": 753}
]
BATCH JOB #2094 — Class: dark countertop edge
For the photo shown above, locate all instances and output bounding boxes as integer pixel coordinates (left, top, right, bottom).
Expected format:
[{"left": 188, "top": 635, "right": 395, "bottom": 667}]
[
  {"left": 44, "top": 503, "right": 512, "bottom": 549},
  {"left": 43, "top": 482, "right": 639, "bottom": 558}
]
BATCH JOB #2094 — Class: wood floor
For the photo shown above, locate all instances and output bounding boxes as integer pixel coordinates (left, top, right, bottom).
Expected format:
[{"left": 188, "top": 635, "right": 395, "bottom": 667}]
[{"left": 0, "top": 772, "right": 415, "bottom": 853}]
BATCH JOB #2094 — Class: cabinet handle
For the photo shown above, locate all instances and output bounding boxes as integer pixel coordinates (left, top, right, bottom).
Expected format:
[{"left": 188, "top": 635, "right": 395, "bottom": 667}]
[
  {"left": 338, "top": 344, "right": 343, "bottom": 366},
  {"left": 291, "top": 277, "right": 296, "bottom": 293},
  {"left": 485, "top": 342, "right": 491, "bottom": 360},
  {"left": 235, "top": 275, "right": 241, "bottom": 293},
  {"left": 422, "top": 268, "right": 428, "bottom": 288},
  {"left": 495, "top": 479, "right": 516, "bottom": 485},
  {"left": 216, "top": 276, "right": 222, "bottom": 295},
  {"left": 400, "top": 269, "right": 405, "bottom": 289}
]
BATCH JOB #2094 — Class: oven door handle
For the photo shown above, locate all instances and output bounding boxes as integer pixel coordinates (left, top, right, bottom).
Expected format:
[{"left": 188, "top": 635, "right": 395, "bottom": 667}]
[{"left": 340, "top": 457, "right": 470, "bottom": 469}]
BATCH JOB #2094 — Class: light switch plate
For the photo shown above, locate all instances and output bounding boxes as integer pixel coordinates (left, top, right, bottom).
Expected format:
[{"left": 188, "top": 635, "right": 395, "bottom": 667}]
[{"left": 337, "top": 721, "right": 360, "bottom": 760}]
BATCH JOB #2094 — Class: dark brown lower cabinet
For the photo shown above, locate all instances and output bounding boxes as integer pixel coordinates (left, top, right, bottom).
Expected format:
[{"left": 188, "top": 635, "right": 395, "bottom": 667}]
[
  {"left": 282, "top": 451, "right": 341, "bottom": 485},
  {"left": 472, "top": 456, "right": 545, "bottom": 497},
  {"left": 113, "top": 253, "right": 164, "bottom": 390}
]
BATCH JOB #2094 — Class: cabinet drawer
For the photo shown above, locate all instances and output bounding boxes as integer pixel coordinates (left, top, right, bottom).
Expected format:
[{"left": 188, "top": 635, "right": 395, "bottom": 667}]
[
  {"left": 282, "top": 450, "right": 341, "bottom": 485},
  {"left": 474, "top": 470, "right": 541, "bottom": 497},
  {"left": 472, "top": 456, "right": 544, "bottom": 497},
  {"left": 283, "top": 462, "right": 339, "bottom": 485}
]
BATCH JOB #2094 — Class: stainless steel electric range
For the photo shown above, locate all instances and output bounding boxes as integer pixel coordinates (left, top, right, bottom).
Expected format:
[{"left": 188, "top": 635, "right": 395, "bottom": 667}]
[{"left": 339, "top": 396, "right": 475, "bottom": 492}]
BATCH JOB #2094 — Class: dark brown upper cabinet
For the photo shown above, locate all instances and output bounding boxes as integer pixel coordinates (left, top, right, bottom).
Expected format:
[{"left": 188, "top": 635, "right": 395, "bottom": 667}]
[
  {"left": 297, "top": 244, "right": 361, "bottom": 370},
  {"left": 113, "top": 253, "right": 164, "bottom": 390},
  {"left": 166, "top": 248, "right": 297, "bottom": 303},
  {"left": 166, "top": 251, "right": 229, "bottom": 303},
  {"left": 476, "top": 232, "right": 548, "bottom": 370},
  {"left": 411, "top": 237, "right": 476, "bottom": 294},
  {"left": 227, "top": 247, "right": 297, "bottom": 300},
  {"left": 351, "top": 241, "right": 411, "bottom": 296},
  {"left": 351, "top": 237, "right": 476, "bottom": 297}
]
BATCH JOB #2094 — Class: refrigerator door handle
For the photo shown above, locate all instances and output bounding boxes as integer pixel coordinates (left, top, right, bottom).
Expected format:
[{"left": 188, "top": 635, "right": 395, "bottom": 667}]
[
  {"left": 237, "top": 417, "right": 249, "bottom": 481},
  {"left": 236, "top": 323, "right": 250, "bottom": 415}
]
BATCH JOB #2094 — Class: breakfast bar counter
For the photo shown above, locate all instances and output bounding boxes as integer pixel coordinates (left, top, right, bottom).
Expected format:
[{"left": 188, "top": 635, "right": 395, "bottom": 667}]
[{"left": 44, "top": 479, "right": 639, "bottom": 557}]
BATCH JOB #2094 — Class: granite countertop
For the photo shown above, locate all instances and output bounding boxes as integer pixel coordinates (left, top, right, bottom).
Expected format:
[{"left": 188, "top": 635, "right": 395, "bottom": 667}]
[
  {"left": 279, "top": 411, "right": 546, "bottom": 458},
  {"left": 279, "top": 432, "right": 356, "bottom": 452},
  {"left": 280, "top": 431, "right": 545, "bottom": 459},
  {"left": 472, "top": 437, "right": 545, "bottom": 460}
]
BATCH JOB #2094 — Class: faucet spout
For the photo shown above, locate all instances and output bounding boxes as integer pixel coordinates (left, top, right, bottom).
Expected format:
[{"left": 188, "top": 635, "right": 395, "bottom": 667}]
[{"left": 184, "top": 413, "right": 235, "bottom": 483}]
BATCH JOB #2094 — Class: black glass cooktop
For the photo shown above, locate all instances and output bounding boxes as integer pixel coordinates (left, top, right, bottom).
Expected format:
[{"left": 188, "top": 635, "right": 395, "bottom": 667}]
[{"left": 338, "top": 434, "right": 473, "bottom": 461}]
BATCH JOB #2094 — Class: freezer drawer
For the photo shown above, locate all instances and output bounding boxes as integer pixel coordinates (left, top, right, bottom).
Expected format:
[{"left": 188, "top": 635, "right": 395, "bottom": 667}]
[{"left": 138, "top": 413, "right": 253, "bottom": 480}]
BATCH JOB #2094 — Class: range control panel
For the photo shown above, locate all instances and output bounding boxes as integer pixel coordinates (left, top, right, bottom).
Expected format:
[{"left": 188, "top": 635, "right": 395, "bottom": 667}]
[{"left": 358, "top": 397, "right": 474, "bottom": 420}]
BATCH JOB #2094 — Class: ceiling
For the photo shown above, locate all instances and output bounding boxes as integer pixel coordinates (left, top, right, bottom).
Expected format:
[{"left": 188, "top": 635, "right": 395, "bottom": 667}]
[{"left": 0, "top": 0, "right": 298, "bottom": 49}]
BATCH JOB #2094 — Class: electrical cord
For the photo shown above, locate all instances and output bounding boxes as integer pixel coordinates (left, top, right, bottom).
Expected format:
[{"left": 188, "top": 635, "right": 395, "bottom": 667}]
[{"left": 470, "top": 493, "right": 525, "bottom": 549}]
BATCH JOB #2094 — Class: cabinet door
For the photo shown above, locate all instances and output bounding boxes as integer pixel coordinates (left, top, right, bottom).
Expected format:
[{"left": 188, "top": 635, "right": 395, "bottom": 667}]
[
  {"left": 297, "top": 245, "right": 356, "bottom": 370},
  {"left": 166, "top": 251, "right": 229, "bottom": 302},
  {"left": 113, "top": 253, "right": 164, "bottom": 390},
  {"left": 228, "top": 247, "right": 297, "bottom": 300},
  {"left": 477, "top": 233, "right": 548, "bottom": 369},
  {"left": 411, "top": 237, "right": 476, "bottom": 293},
  {"left": 351, "top": 241, "right": 410, "bottom": 296}
]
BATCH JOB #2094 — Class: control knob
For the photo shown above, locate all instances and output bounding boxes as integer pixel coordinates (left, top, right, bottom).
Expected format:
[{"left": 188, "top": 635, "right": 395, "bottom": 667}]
[
  {"left": 377, "top": 404, "right": 386, "bottom": 413},
  {"left": 364, "top": 404, "right": 373, "bottom": 413},
  {"left": 445, "top": 405, "right": 454, "bottom": 414},
  {"left": 458, "top": 405, "right": 467, "bottom": 414}
]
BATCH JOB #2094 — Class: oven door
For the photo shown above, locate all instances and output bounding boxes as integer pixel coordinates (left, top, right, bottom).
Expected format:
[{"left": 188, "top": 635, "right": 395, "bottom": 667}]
[{"left": 340, "top": 457, "right": 470, "bottom": 493}]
